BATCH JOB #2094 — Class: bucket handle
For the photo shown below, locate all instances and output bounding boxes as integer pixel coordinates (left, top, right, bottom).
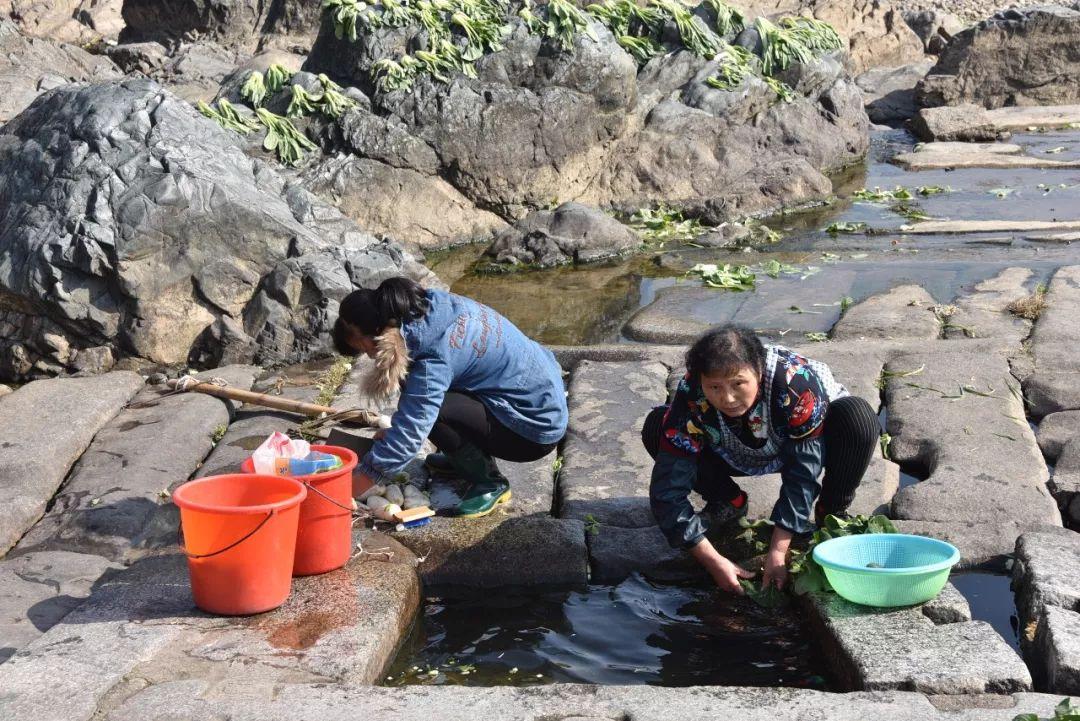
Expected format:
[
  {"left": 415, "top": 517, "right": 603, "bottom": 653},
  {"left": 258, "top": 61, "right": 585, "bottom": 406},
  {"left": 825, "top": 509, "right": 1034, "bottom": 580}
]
[
  {"left": 302, "top": 480, "right": 357, "bottom": 513},
  {"left": 178, "top": 510, "right": 275, "bottom": 559}
]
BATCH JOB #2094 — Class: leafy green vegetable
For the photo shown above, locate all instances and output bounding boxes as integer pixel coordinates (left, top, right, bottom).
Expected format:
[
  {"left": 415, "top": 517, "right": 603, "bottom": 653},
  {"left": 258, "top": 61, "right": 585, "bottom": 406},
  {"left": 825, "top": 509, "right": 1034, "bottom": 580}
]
[
  {"left": 546, "top": 0, "right": 598, "bottom": 51},
  {"left": 917, "top": 184, "right": 949, "bottom": 196},
  {"left": 739, "top": 578, "right": 788, "bottom": 608},
  {"left": 198, "top": 99, "right": 260, "bottom": 134},
  {"left": 879, "top": 432, "right": 891, "bottom": 459},
  {"left": 652, "top": 0, "right": 721, "bottom": 58},
  {"left": 324, "top": 0, "right": 363, "bottom": 41},
  {"left": 256, "top": 108, "right": 318, "bottom": 166},
  {"left": 628, "top": 204, "right": 704, "bottom": 243},
  {"left": 786, "top": 514, "right": 897, "bottom": 595},
  {"left": 755, "top": 16, "right": 812, "bottom": 75},
  {"left": 241, "top": 70, "right": 268, "bottom": 107},
  {"left": 287, "top": 84, "right": 320, "bottom": 117},
  {"left": 762, "top": 75, "right": 795, "bottom": 102},
  {"left": 618, "top": 33, "right": 662, "bottom": 64},
  {"left": 1012, "top": 697, "right": 1080, "bottom": 721},
  {"left": 825, "top": 221, "right": 867, "bottom": 235},
  {"left": 804, "top": 331, "right": 828, "bottom": 342},
  {"left": 702, "top": 0, "right": 745, "bottom": 36},
  {"left": 892, "top": 203, "right": 931, "bottom": 222},
  {"left": 853, "top": 186, "right": 913, "bottom": 202},
  {"left": 316, "top": 73, "right": 359, "bottom": 117},
  {"left": 688, "top": 263, "right": 756, "bottom": 291},
  {"left": 266, "top": 63, "right": 294, "bottom": 93}
]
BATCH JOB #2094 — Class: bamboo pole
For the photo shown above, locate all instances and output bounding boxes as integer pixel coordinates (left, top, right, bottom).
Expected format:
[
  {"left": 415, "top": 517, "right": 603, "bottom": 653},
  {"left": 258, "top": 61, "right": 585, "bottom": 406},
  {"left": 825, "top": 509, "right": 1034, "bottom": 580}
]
[{"left": 165, "top": 379, "right": 381, "bottom": 428}]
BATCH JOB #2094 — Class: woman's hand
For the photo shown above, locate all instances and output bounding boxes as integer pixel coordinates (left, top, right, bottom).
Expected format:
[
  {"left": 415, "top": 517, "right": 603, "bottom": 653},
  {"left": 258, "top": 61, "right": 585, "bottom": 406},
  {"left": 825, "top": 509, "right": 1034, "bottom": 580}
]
[
  {"left": 763, "top": 524, "right": 795, "bottom": 589},
  {"left": 689, "top": 538, "right": 754, "bottom": 594},
  {"left": 762, "top": 549, "right": 788, "bottom": 590}
]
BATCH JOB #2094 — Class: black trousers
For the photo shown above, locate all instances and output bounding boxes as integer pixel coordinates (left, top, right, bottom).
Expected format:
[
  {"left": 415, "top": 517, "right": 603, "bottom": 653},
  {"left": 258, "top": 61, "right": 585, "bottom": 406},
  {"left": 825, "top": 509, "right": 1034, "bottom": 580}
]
[
  {"left": 428, "top": 392, "right": 560, "bottom": 463},
  {"left": 641, "top": 395, "right": 880, "bottom": 514}
]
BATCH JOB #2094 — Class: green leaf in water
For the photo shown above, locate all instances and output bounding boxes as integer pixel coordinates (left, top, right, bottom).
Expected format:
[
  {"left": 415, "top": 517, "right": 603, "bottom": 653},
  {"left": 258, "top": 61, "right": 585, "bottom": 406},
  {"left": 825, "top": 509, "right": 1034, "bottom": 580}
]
[
  {"left": 688, "top": 263, "right": 757, "bottom": 291},
  {"left": 739, "top": 579, "right": 788, "bottom": 608},
  {"left": 805, "top": 332, "right": 828, "bottom": 342},
  {"left": 825, "top": 221, "right": 867, "bottom": 235}
]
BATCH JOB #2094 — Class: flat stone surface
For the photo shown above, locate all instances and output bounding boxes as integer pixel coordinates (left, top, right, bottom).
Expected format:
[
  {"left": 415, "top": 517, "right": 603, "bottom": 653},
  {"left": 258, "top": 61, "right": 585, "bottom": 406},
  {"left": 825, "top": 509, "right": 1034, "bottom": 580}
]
[
  {"left": 0, "top": 371, "right": 144, "bottom": 556},
  {"left": 930, "top": 692, "right": 1071, "bottom": 719},
  {"left": 912, "top": 142, "right": 1024, "bottom": 155},
  {"left": 550, "top": 343, "right": 684, "bottom": 371},
  {"left": 885, "top": 347, "right": 1059, "bottom": 527},
  {"left": 921, "top": 583, "right": 972, "bottom": 625},
  {"left": 0, "top": 550, "right": 123, "bottom": 663},
  {"left": 80, "top": 679, "right": 948, "bottom": 721},
  {"left": 1032, "top": 605, "right": 1080, "bottom": 694},
  {"left": 390, "top": 515, "right": 587, "bottom": 588},
  {"left": 893, "top": 149, "right": 1080, "bottom": 170},
  {"left": 986, "top": 105, "right": 1080, "bottom": 130},
  {"left": 13, "top": 365, "right": 259, "bottom": 561},
  {"left": 623, "top": 272, "right": 853, "bottom": 344},
  {"left": 1026, "top": 232, "right": 1080, "bottom": 244},
  {"left": 946, "top": 267, "right": 1033, "bottom": 345},
  {"left": 1036, "top": 410, "right": 1080, "bottom": 461},
  {"left": 895, "top": 520, "right": 1052, "bottom": 571},
  {"left": 500, "top": 452, "right": 557, "bottom": 518},
  {"left": 831, "top": 285, "right": 940, "bottom": 341},
  {"left": 1049, "top": 439, "right": 1080, "bottom": 498},
  {"left": 797, "top": 339, "right": 889, "bottom": 407},
  {"left": 558, "top": 360, "right": 668, "bottom": 528},
  {"left": 804, "top": 590, "right": 1031, "bottom": 693},
  {"left": 1025, "top": 266, "right": 1080, "bottom": 418},
  {"left": 904, "top": 220, "right": 1080, "bottom": 235}
]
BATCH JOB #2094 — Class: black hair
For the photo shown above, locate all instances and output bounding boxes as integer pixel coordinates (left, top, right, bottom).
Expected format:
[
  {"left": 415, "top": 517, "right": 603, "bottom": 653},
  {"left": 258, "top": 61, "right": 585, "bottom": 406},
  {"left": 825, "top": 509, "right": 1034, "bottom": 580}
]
[
  {"left": 685, "top": 323, "right": 766, "bottom": 381},
  {"left": 332, "top": 277, "right": 430, "bottom": 355}
]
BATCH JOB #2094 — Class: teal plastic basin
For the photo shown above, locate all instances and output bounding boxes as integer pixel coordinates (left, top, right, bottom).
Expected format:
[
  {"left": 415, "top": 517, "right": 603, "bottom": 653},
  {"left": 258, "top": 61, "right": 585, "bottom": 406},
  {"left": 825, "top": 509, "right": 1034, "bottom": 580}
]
[{"left": 812, "top": 533, "right": 960, "bottom": 607}]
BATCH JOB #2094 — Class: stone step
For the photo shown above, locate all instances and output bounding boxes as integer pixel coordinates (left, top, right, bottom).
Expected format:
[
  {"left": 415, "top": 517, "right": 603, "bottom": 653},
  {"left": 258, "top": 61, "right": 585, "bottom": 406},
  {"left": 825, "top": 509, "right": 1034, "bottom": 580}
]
[
  {"left": 1013, "top": 529, "right": 1080, "bottom": 694},
  {"left": 831, "top": 284, "right": 940, "bottom": 341},
  {"left": 944, "top": 267, "right": 1033, "bottom": 345},
  {"left": 0, "top": 371, "right": 145, "bottom": 556},
  {"left": 558, "top": 360, "right": 668, "bottom": 528},
  {"left": 986, "top": 105, "right": 1080, "bottom": 131},
  {"left": 903, "top": 220, "right": 1080, "bottom": 235},
  {"left": 13, "top": 365, "right": 260, "bottom": 561},
  {"left": 884, "top": 348, "right": 1059, "bottom": 529},
  {"left": 804, "top": 585, "right": 1032, "bottom": 694},
  {"left": 894, "top": 148, "right": 1080, "bottom": 170},
  {"left": 1024, "top": 266, "right": 1080, "bottom": 418},
  {"left": 0, "top": 529, "right": 420, "bottom": 720}
]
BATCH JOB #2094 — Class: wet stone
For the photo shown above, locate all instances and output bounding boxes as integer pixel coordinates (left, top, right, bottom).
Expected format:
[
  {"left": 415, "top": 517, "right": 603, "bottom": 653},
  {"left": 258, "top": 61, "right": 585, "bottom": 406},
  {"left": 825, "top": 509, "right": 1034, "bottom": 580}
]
[
  {"left": 831, "top": 285, "right": 940, "bottom": 341},
  {"left": 884, "top": 347, "right": 1059, "bottom": 530},
  {"left": 893, "top": 146, "right": 1080, "bottom": 170},
  {"left": 622, "top": 272, "right": 852, "bottom": 344},
  {"left": 390, "top": 515, "right": 587, "bottom": 588},
  {"left": 945, "top": 268, "right": 1033, "bottom": 346},
  {"left": 1037, "top": 411, "right": 1080, "bottom": 462},
  {"left": 0, "top": 551, "right": 123, "bottom": 663},
  {"left": 1025, "top": 266, "right": 1080, "bottom": 418},
  {"left": 1031, "top": 605, "right": 1080, "bottom": 694},
  {"left": 13, "top": 365, "right": 260, "bottom": 561},
  {"left": 1049, "top": 440, "right": 1080, "bottom": 524},
  {"left": 803, "top": 589, "right": 1031, "bottom": 693},
  {"left": 0, "top": 371, "right": 145, "bottom": 556},
  {"left": 558, "top": 360, "right": 668, "bottom": 528}
]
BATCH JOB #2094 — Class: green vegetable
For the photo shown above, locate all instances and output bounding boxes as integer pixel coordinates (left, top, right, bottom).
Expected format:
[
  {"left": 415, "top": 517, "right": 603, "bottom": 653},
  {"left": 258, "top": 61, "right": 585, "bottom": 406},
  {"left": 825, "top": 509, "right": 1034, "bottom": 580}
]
[
  {"left": 706, "top": 43, "right": 757, "bottom": 90},
  {"left": 702, "top": 0, "right": 745, "bottom": 36},
  {"left": 852, "top": 186, "right": 913, "bottom": 202},
  {"left": 198, "top": 99, "right": 260, "bottom": 134},
  {"left": 324, "top": 0, "right": 363, "bottom": 41},
  {"left": 316, "top": 74, "right": 359, "bottom": 117},
  {"left": 241, "top": 71, "right": 268, "bottom": 107},
  {"left": 618, "top": 33, "right": 662, "bottom": 64},
  {"left": 1013, "top": 697, "right": 1080, "bottom": 721},
  {"left": 917, "top": 184, "right": 949, "bottom": 196},
  {"left": 825, "top": 221, "right": 867, "bottom": 235},
  {"left": 762, "top": 75, "right": 795, "bottom": 102},
  {"left": 688, "top": 263, "right": 756, "bottom": 291},
  {"left": 779, "top": 16, "right": 842, "bottom": 54},
  {"left": 739, "top": 579, "right": 788, "bottom": 608},
  {"left": 628, "top": 204, "right": 704, "bottom": 243},
  {"left": 786, "top": 514, "right": 897, "bottom": 595},
  {"left": 256, "top": 108, "right": 318, "bottom": 166},
  {"left": 287, "top": 84, "right": 320, "bottom": 117},
  {"left": 755, "top": 16, "right": 812, "bottom": 75},
  {"left": 546, "top": 0, "right": 598, "bottom": 51},
  {"left": 804, "top": 331, "right": 828, "bottom": 342},
  {"left": 652, "top": 0, "right": 721, "bottom": 58},
  {"left": 266, "top": 63, "right": 294, "bottom": 93}
]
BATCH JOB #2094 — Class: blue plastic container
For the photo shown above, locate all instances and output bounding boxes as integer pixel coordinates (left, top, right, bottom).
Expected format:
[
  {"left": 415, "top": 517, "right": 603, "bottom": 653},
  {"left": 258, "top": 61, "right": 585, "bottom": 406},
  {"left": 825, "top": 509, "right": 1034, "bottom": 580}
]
[{"left": 812, "top": 533, "right": 960, "bottom": 607}]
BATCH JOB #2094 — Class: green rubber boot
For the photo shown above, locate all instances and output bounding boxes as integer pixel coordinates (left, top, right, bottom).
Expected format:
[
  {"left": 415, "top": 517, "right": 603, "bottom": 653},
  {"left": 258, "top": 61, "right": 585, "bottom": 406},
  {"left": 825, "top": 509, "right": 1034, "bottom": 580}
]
[{"left": 446, "top": 443, "right": 511, "bottom": 518}]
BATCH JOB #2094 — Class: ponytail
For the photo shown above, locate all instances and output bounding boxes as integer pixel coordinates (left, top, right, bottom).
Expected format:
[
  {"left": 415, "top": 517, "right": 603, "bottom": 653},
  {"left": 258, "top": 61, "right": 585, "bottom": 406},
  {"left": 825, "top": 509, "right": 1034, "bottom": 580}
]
[{"left": 334, "top": 277, "right": 430, "bottom": 341}]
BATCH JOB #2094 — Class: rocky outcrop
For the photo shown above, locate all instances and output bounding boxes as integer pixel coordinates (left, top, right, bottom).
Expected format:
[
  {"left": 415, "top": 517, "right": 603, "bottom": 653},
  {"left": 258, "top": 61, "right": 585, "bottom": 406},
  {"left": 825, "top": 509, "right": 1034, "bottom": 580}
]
[
  {"left": 0, "top": 19, "right": 121, "bottom": 124},
  {"left": 0, "top": 79, "right": 434, "bottom": 381},
  {"left": 917, "top": 5, "right": 1080, "bottom": 109},
  {"left": 902, "top": 8, "right": 964, "bottom": 54},
  {"left": 910, "top": 103, "right": 1002, "bottom": 142},
  {"left": 856, "top": 59, "right": 934, "bottom": 124},
  {"left": 484, "top": 203, "right": 640, "bottom": 268},
  {"left": 0, "top": 0, "right": 119, "bottom": 44},
  {"left": 301, "top": 11, "right": 869, "bottom": 241},
  {"left": 738, "top": 0, "right": 925, "bottom": 73},
  {"left": 120, "top": 0, "right": 323, "bottom": 53}
]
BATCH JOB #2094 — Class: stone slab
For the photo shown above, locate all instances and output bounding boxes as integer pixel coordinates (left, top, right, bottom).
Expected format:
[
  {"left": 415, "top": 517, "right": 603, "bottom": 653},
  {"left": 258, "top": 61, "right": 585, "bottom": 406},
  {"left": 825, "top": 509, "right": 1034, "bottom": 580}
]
[
  {"left": 921, "top": 582, "right": 972, "bottom": 625},
  {"left": 1038, "top": 411, "right": 1080, "bottom": 462},
  {"left": 831, "top": 285, "right": 940, "bottom": 341},
  {"left": 894, "top": 520, "right": 1052, "bottom": 571},
  {"left": 894, "top": 150, "right": 1080, "bottom": 170},
  {"left": 0, "top": 550, "right": 123, "bottom": 663},
  {"left": 985, "top": 105, "right": 1080, "bottom": 130},
  {"left": 558, "top": 360, "right": 668, "bottom": 528},
  {"left": 13, "top": 365, "right": 260, "bottom": 561},
  {"left": 1049, "top": 439, "right": 1080, "bottom": 500},
  {"left": 1025, "top": 266, "right": 1080, "bottom": 418},
  {"left": 797, "top": 340, "right": 889, "bottom": 408},
  {"left": 946, "top": 267, "right": 1033, "bottom": 345},
  {"left": 1026, "top": 233, "right": 1080, "bottom": 244},
  {"left": 75, "top": 681, "right": 949, "bottom": 721},
  {"left": 1013, "top": 529, "right": 1080, "bottom": 625},
  {"left": 623, "top": 272, "right": 854, "bottom": 344},
  {"left": 884, "top": 348, "right": 1059, "bottom": 527},
  {"left": 1032, "top": 605, "right": 1080, "bottom": 694},
  {"left": 390, "top": 515, "right": 587, "bottom": 588},
  {"left": 501, "top": 452, "right": 557, "bottom": 518},
  {"left": 913, "top": 142, "right": 1024, "bottom": 155},
  {"left": 0, "top": 371, "right": 145, "bottom": 556},
  {"left": 803, "top": 590, "right": 1031, "bottom": 693},
  {"left": 550, "top": 343, "right": 685, "bottom": 371},
  {"left": 904, "top": 220, "right": 1080, "bottom": 235}
]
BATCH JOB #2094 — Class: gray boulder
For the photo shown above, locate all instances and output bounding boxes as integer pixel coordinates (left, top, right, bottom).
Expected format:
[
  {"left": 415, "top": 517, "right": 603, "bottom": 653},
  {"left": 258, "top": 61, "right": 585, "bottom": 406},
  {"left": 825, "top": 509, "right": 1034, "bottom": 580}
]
[
  {"left": 0, "top": 19, "right": 121, "bottom": 124},
  {"left": 917, "top": 5, "right": 1080, "bottom": 109},
  {"left": 120, "top": 0, "right": 322, "bottom": 52},
  {"left": 0, "top": 78, "right": 434, "bottom": 381},
  {"left": 484, "top": 203, "right": 640, "bottom": 268},
  {"left": 902, "top": 9, "right": 965, "bottom": 54},
  {"left": 910, "top": 103, "right": 1003, "bottom": 142},
  {"left": 856, "top": 60, "right": 935, "bottom": 125},
  {"left": 301, "top": 12, "right": 869, "bottom": 235}
]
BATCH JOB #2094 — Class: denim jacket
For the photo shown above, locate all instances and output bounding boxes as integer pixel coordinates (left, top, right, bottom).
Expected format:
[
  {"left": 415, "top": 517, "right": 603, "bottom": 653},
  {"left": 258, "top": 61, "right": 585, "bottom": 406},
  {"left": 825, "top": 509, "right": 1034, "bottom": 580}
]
[{"left": 359, "top": 290, "right": 568, "bottom": 482}]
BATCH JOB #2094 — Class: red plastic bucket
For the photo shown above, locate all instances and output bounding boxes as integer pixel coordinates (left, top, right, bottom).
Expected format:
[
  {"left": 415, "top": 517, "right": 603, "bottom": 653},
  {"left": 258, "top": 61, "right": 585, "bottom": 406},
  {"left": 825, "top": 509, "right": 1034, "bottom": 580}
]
[
  {"left": 241, "top": 444, "right": 358, "bottom": 576},
  {"left": 172, "top": 474, "right": 306, "bottom": 615}
]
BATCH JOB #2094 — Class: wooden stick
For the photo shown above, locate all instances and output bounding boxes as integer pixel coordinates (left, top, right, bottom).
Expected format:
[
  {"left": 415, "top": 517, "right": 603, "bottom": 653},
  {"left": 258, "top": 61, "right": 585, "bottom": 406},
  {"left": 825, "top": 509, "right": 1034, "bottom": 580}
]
[{"left": 165, "top": 379, "right": 381, "bottom": 427}]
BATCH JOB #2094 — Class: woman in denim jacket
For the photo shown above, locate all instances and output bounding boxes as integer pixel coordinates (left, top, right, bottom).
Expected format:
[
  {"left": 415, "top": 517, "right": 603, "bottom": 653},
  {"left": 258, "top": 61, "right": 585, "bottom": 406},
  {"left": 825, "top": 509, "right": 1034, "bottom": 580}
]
[{"left": 334, "top": 277, "right": 568, "bottom": 517}]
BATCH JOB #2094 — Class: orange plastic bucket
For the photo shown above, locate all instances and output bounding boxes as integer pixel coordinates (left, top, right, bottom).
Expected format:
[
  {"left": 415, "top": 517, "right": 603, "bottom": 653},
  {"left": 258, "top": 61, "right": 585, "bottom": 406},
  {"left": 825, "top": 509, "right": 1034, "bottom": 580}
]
[
  {"left": 240, "top": 444, "right": 358, "bottom": 576},
  {"left": 173, "top": 474, "right": 306, "bottom": 615}
]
